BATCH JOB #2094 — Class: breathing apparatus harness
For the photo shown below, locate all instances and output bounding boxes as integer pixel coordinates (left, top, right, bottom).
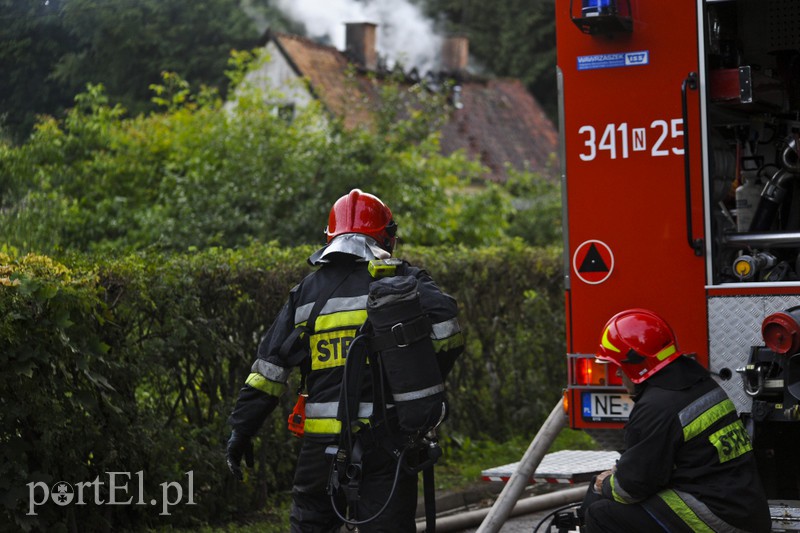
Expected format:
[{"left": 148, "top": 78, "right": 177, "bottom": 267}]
[
  {"left": 278, "top": 258, "right": 447, "bottom": 529},
  {"left": 280, "top": 262, "right": 357, "bottom": 438},
  {"left": 326, "top": 258, "right": 447, "bottom": 530}
]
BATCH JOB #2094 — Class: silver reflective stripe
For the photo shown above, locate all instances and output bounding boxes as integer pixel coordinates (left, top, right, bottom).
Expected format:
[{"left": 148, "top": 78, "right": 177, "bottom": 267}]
[
  {"left": 251, "top": 359, "right": 291, "bottom": 384},
  {"left": 431, "top": 317, "right": 461, "bottom": 339},
  {"left": 295, "top": 295, "right": 368, "bottom": 325},
  {"left": 393, "top": 384, "right": 445, "bottom": 402},
  {"left": 678, "top": 388, "right": 727, "bottom": 428},
  {"left": 673, "top": 490, "right": 749, "bottom": 533},
  {"left": 305, "top": 401, "right": 373, "bottom": 418}
]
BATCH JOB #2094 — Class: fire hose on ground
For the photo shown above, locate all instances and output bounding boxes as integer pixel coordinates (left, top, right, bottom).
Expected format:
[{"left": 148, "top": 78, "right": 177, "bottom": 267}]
[
  {"left": 416, "top": 484, "right": 587, "bottom": 532},
  {"left": 476, "top": 401, "right": 570, "bottom": 533},
  {"left": 415, "top": 400, "right": 580, "bottom": 532}
]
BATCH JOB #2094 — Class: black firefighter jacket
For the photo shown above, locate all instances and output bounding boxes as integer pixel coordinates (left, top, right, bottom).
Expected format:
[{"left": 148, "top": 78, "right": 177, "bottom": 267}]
[
  {"left": 228, "top": 254, "right": 464, "bottom": 442},
  {"left": 600, "top": 356, "right": 771, "bottom": 533}
]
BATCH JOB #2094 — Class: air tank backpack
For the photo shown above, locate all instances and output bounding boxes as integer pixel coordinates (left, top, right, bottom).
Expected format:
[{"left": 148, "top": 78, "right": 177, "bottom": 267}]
[
  {"left": 365, "top": 274, "right": 446, "bottom": 435},
  {"left": 328, "top": 265, "right": 448, "bottom": 528}
]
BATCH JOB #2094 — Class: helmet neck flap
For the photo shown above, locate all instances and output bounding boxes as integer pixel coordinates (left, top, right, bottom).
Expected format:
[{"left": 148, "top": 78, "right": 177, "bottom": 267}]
[{"left": 308, "top": 233, "right": 391, "bottom": 266}]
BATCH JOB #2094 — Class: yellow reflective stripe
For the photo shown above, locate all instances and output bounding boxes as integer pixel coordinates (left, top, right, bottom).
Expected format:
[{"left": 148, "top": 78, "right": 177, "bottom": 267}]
[
  {"left": 709, "top": 420, "right": 753, "bottom": 463},
  {"left": 658, "top": 489, "right": 714, "bottom": 533},
  {"left": 679, "top": 388, "right": 727, "bottom": 428},
  {"left": 315, "top": 310, "right": 367, "bottom": 331},
  {"left": 310, "top": 328, "right": 359, "bottom": 370},
  {"left": 602, "top": 328, "right": 620, "bottom": 352},
  {"left": 245, "top": 373, "right": 286, "bottom": 396},
  {"left": 609, "top": 474, "right": 631, "bottom": 504},
  {"left": 655, "top": 344, "right": 677, "bottom": 361},
  {"left": 683, "top": 399, "right": 736, "bottom": 441},
  {"left": 304, "top": 418, "right": 342, "bottom": 434},
  {"left": 304, "top": 417, "right": 369, "bottom": 435},
  {"left": 433, "top": 332, "right": 464, "bottom": 353}
]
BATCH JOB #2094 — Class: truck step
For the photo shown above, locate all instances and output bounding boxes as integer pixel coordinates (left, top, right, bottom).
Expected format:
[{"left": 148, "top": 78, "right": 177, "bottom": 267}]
[
  {"left": 771, "top": 500, "right": 800, "bottom": 532},
  {"left": 481, "top": 450, "right": 620, "bottom": 484}
]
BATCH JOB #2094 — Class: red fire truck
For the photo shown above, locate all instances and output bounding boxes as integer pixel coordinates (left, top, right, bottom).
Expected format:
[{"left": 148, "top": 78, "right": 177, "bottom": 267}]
[{"left": 557, "top": 0, "right": 800, "bottom": 511}]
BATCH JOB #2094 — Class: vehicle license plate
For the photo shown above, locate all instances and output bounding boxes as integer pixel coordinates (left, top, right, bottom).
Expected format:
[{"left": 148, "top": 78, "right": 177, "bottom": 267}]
[{"left": 581, "top": 392, "right": 633, "bottom": 422}]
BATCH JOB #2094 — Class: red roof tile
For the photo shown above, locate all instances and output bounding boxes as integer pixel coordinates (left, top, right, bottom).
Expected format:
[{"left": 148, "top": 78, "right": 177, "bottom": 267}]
[
  {"left": 439, "top": 79, "right": 558, "bottom": 182},
  {"left": 274, "top": 33, "right": 377, "bottom": 129},
  {"left": 269, "top": 33, "right": 558, "bottom": 182}
]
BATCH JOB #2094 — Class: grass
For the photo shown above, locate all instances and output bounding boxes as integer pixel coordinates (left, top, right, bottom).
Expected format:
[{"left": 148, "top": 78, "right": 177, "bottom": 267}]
[{"left": 435, "top": 428, "right": 598, "bottom": 492}]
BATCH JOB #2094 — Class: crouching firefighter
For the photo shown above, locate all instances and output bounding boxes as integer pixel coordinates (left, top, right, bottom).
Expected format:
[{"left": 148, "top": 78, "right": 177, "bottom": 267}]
[
  {"left": 579, "top": 309, "right": 771, "bottom": 533},
  {"left": 225, "top": 189, "right": 464, "bottom": 533}
]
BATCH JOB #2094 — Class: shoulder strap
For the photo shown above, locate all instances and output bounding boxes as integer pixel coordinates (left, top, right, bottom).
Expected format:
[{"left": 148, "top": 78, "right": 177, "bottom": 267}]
[{"left": 279, "top": 263, "right": 356, "bottom": 367}]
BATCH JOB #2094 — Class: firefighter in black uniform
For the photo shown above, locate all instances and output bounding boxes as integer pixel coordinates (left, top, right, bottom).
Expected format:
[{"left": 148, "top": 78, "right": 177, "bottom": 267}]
[
  {"left": 582, "top": 308, "right": 771, "bottom": 533},
  {"left": 225, "top": 189, "right": 464, "bottom": 532}
]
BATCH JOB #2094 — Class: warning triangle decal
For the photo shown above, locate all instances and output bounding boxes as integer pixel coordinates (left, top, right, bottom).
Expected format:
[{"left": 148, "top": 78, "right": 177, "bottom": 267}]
[{"left": 578, "top": 243, "right": 609, "bottom": 273}]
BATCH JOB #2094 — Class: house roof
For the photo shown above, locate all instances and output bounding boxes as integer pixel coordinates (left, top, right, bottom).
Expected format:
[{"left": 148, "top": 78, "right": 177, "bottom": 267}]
[
  {"left": 273, "top": 33, "right": 377, "bottom": 130},
  {"left": 439, "top": 78, "right": 559, "bottom": 182},
  {"left": 269, "top": 31, "right": 558, "bottom": 182}
]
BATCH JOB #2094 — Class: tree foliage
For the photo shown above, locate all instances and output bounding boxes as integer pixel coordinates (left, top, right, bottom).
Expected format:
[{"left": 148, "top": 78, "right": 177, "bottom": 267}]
[
  {"left": 0, "top": 0, "right": 260, "bottom": 143},
  {"left": 55, "top": 0, "right": 258, "bottom": 114},
  {"left": 1, "top": 0, "right": 559, "bottom": 142},
  {"left": 0, "top": 0, "right": 75, "bottom": 143},
  {"left": 505, "top": 165, "right": 563, "bottom": 247},
  {"left": 0, "top": 54, "right": 538, "bottom": 255}
]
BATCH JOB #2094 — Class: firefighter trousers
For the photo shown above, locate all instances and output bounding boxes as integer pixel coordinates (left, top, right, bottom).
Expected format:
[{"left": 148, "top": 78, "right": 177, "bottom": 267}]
[
  {"left": 290, "top": 438, "right": 418, "bottom": 532},
  {"left": 580, "top": 483, "right": 668, "bottom": 533}
]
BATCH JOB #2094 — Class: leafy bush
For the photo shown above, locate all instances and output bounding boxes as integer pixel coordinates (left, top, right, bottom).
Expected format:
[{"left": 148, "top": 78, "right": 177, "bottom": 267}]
[
  {"left": 0, "top": 242, "right": 564, "bottom": 531},
  {"left": 505, "top": 164, "right": 563, "bottom": 247},
  {"left": 0, "top": 51, "right": 563, "bottom": 532},
  {"left": 0, "top": 64, "right": 523, "bottom": 256},
  {"left": 402, "top": 241, "right": 566, "bottom": 439}
]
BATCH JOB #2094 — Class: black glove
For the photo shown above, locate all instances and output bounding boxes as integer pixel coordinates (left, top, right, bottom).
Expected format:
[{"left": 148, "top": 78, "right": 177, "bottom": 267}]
[{"left": 226, "top": 430, "right": 254, "bottom": 481}]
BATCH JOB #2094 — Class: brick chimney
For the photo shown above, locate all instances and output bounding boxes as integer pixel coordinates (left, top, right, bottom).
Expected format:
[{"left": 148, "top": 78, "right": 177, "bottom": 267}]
[
  {"left": 345, "top": 22, "right": 378, "bottom": 71},
  {"left": 441, "top": 36, "right": 469, "bottom": 75}
]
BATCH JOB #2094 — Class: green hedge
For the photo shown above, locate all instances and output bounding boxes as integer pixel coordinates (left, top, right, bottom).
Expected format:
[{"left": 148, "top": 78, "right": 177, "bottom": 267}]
[{"left": 0, "top": 242, "right": 564, "bottom": 531}]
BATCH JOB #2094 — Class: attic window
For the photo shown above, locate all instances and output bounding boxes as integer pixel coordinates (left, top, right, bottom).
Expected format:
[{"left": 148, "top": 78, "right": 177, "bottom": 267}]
[
  {"left": 452, "top": 85, "right": 464, "bottom": 110},
  {"left": 271, "top": 103, "right": 295, "bottom": 123}
]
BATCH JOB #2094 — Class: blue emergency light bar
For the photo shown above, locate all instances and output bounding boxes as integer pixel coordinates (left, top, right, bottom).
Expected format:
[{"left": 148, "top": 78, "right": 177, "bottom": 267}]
[
  {"left": 582, "top": 0, "right": 614, "bottom": 17},
  {"left": 572, "top": 0, "right": 632, "bottom": 34}
]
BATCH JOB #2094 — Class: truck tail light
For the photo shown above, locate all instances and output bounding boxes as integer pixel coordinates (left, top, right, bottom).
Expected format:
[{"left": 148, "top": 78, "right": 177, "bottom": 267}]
[
  {"left": 572, "top": 357, "right": 622, "bottom": 386},
  {"left": 573, "top": 357, "right": 594, "bottom": 385}
]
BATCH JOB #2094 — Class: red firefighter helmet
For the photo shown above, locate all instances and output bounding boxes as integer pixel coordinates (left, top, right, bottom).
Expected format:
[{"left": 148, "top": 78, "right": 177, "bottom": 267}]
[
  {"left": 596, "top": 308, "right": 683, "bottom": 384},
  {"left": 325, "top": 189, "right": 397, "bottom": 251}
]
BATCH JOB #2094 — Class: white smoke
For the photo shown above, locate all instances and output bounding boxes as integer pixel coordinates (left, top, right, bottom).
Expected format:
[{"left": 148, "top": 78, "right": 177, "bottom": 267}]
[{"left": 274, "top": 0, "right": 444, "bottom": 73}]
